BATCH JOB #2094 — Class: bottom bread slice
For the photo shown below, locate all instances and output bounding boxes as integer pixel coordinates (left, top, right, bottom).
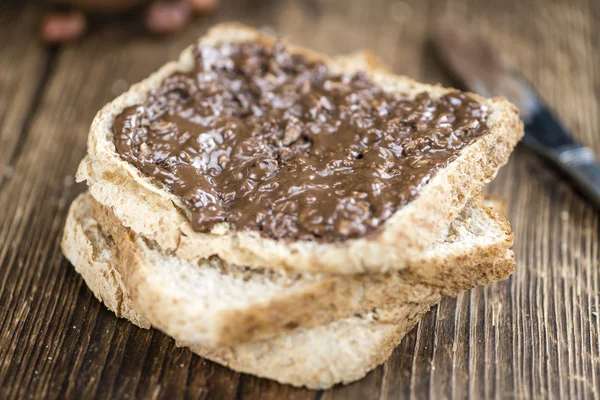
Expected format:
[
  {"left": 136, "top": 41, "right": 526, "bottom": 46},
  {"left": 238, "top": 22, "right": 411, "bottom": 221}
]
[
  {"left": 62, "top": 193, "right": 514, "bottom": 348},
  {"left": 183, "top": 302, "right": 435, "bottom": 389},
  {"left": 61, "top": 195, "right": 438, "bottom": 388}
]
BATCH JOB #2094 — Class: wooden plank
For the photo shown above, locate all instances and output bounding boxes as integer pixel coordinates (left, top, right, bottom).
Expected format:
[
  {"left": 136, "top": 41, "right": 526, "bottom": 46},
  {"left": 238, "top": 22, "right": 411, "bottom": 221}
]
[
  {"left": 0, "top": 4, "right": 49, "bottom": 187},
  {"left": 0, "top": 0, "right": 598, "bottom": 398}
]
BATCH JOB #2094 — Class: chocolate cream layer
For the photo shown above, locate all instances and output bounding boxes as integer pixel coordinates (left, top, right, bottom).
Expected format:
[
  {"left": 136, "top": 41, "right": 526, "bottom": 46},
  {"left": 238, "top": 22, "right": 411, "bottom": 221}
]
[{"left": 114, "top": 42, "right": 489, "bottom": 242}]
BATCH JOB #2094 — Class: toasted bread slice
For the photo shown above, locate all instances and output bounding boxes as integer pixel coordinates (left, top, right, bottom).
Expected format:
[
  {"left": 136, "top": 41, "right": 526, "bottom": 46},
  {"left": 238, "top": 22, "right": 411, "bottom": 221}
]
[
  {"left": 62, "top": 193, "right": 514, "bottom": 348},
  {"left": 78, "top": 24, "right": 522, "bottom": 274}
]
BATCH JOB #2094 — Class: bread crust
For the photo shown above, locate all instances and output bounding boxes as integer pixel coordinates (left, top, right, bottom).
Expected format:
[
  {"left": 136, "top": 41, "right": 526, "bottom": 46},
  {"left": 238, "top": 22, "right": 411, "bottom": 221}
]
[
  {"left": 60, "top": 194, "right": 151, "bottom": 329},
  {"left": 79, "top": 23, "right": 524, "bottom": 274}
]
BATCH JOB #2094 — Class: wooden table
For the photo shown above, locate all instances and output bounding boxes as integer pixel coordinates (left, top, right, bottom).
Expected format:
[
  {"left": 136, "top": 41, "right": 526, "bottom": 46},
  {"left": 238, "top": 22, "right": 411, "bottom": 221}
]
[{"left": 1, "top": 0, "right": 599, "bottom": 398}]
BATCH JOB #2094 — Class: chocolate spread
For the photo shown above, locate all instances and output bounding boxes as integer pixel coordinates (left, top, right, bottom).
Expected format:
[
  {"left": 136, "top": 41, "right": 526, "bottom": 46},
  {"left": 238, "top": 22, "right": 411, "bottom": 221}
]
[{"left": 113, "top": 42, "right": 490, "bottom": 242}]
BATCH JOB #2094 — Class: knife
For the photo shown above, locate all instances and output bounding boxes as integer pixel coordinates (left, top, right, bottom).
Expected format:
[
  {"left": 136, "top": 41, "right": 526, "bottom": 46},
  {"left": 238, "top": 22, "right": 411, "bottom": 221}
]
[{"left": 431, "top": 22, "right": 600, "bottom": 209}]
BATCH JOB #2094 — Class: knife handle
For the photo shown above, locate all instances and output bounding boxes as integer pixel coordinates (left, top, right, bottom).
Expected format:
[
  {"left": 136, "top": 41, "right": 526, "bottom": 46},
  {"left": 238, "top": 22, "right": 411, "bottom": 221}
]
[
  {"left": 554, "top": 145, "right": 600, "bottom": 208},
  {"left": 524, "top": 135, "right": 600, "bottom": 210},
  {"left": 523, "top": 111, "right": 600, "bottom": 208}
]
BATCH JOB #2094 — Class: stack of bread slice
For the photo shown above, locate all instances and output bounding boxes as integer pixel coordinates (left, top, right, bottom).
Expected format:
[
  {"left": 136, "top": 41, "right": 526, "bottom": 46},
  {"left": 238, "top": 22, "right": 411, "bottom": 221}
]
[{"left": 62, "top": 24, "right": 523, "bottom": 389}]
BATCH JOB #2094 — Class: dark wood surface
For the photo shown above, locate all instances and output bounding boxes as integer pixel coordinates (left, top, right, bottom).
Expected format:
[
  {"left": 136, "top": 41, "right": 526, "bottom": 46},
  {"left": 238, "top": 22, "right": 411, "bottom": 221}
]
[{"left": 1, "top": 0, "right": 599, "bottom": 398}]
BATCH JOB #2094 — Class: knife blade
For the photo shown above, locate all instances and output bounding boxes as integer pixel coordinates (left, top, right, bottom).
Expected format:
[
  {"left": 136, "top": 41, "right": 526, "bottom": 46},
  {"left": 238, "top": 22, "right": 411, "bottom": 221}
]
[{"left": 431, "top": 21, "right": 600, "bottom": 209}]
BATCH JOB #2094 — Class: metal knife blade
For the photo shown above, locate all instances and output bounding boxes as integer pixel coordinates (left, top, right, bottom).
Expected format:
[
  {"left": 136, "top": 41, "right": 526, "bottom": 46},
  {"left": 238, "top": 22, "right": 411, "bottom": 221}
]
[{"left": 431, "top": 21, "right": 600, "bottom": 209}]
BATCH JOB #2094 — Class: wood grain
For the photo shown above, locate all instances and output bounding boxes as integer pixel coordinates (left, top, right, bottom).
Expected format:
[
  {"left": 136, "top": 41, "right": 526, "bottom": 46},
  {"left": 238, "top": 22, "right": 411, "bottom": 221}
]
[
  {"left": 0, "top": 0, "right": 598, "bottom": 399},
  {"left": 0, "top": 3, "right": 49, "bottom": 189}
]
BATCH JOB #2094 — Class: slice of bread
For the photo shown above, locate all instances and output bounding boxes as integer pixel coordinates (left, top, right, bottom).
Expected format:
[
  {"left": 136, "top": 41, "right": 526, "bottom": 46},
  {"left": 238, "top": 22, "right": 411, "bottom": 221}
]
[
  {"left": 62, "top": 192, "right": 514, "bottom": 348},
  {"left": 58, "top": 193, "right": 436, "bottom": 389},
  {"left": 78, "top": 23, "right": 523, "bottom": 275}
]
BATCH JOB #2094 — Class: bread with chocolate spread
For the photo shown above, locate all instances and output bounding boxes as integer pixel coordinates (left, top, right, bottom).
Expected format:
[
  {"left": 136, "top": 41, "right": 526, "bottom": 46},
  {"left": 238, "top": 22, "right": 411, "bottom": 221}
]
[{"left": 78, "top": 23, "right": 523, "bottom": 274}]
